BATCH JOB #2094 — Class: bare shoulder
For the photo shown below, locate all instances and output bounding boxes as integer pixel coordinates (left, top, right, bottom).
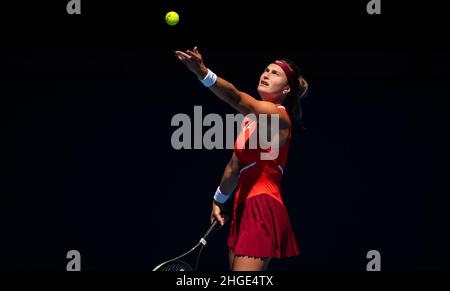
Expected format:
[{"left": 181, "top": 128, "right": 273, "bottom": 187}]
[
  {"left": 256, "top": 100, "right": 291, "bottom": 129},
  {"left": 236, "top": 91, "right": 290, "bottom": 128}
]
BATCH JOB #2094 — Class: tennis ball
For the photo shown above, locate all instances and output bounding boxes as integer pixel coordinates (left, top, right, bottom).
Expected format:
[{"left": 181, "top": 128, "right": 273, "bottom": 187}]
[{"left": 165, "top": 11, "right": 179, "bottom": 26}]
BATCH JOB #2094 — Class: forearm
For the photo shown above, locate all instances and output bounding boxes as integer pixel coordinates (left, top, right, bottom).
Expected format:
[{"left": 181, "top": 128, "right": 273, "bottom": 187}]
[
  {"left": 218, "top": 164, "right": 239, "bottom": 197},
  {"left": 196, "top": 68, "right": 243, "bottom": 112},
  {"left": 212, "top": 165, "right": 238, "bottom": 225},
  {"left": 176, "top": 48, "right": 248, "bottom": 113},
  {"left": 209, "top": 77, "right": 242, "bottom": 109}
]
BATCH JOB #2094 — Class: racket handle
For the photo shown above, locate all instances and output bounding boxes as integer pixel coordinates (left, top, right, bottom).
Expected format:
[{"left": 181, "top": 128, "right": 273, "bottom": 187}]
[{"left": 202, "top": 216, "right": 229, "bottom": 241}]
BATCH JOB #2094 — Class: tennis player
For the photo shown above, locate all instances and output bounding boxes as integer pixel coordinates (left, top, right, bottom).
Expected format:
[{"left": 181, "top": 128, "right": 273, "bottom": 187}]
[{"left": 175, "top": 47, "right": 308, "bottom": 271}]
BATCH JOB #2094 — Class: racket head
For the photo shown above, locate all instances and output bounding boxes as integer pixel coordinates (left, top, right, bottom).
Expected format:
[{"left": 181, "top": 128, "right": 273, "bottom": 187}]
[
  {"left": 153, "top": 242, "right": 202, "bottom": 271},
  {"left": 152, "top": 259, "right": 194, "bottom": 271},
  {"left": 153, "top": 217, "right": 229, "bottom": 271}
]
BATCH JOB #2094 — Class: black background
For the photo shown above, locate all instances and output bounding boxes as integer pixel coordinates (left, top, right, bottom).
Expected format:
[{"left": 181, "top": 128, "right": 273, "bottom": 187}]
[{"left": 1, "top": 0, "right": 449, "bottom": 272}]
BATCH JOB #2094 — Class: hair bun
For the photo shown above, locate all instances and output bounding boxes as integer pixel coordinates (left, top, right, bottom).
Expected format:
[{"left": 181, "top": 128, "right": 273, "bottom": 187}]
[{"left": 298, "top": 76, "right": 309, "bottom": 99}]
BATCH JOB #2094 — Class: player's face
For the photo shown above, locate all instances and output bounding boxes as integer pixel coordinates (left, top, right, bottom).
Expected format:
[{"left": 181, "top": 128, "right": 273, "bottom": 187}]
[{"left": 257, "top": 64, "right": 290, "bottom": 102}]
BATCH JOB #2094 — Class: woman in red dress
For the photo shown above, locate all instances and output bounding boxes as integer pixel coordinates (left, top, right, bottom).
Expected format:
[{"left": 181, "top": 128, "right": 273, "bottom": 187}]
[{"left": 175, "top": 47, "right": 308, "bottom": 271}]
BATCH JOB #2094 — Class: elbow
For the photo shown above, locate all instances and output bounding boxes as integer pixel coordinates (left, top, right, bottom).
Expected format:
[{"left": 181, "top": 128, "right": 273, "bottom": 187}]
[{"left": 230, "top": 165, "right": 241, "bottom": 179}]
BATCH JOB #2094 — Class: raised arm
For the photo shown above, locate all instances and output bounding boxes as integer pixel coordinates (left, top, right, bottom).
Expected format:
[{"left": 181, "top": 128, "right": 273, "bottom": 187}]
[{"left": 174, "top": 47, "right": 285, "bottom": 118}]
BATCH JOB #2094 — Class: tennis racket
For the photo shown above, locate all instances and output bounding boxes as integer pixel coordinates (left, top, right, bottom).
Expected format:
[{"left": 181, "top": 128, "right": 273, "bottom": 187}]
[{"left": 152, "top": 217, "right": 228, "bottom": 271}]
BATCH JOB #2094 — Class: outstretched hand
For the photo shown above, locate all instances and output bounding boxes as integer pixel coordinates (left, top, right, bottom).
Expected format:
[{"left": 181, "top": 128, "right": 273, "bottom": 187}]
[{"left": 174, "top": 46, "right": 208, "bottom": 79}]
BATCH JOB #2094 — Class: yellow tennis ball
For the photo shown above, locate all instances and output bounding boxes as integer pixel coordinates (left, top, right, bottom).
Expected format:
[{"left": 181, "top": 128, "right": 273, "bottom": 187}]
[{"left": 165, "top": 11, "right": 179, "bottom": 26}]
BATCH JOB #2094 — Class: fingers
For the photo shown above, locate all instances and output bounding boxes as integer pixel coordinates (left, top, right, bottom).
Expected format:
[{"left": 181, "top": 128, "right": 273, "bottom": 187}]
[
  {"left": 186, "top": 50, "right": 200, "bottom": 61},
  {"left": 176, "top": 54, "right": 185, "bottom": 62},
  {"left": 218, "top": 215, "right": 225, "bottom": 226},
  {"left": 174, "top": 50, "right": 191, "bottom": 61},
  {"left": 210, "top": 210, "right": 225, "bottom": 226},
  {"left": 174, "top": 48, "right": 201, "bottom": 63},
  {"left": 210, "top": 209, "right": 218, "bottom": 224},
  {"left": 215, "top": 211, "right": 225, "bottom": 226},
  {"left": 211, "top": 215, "right": 223, "bottom": 225}
]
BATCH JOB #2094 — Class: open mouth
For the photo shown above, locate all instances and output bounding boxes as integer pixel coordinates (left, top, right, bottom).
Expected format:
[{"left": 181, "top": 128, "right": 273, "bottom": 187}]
[{"left": 260, "top": 80, "right": 269, "bottom": 86}]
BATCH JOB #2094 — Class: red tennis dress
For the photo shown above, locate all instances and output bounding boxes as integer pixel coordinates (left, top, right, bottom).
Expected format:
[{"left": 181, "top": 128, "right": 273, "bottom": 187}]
[{"left": 227, "top": 105, "right": 300, "bottom": 258}]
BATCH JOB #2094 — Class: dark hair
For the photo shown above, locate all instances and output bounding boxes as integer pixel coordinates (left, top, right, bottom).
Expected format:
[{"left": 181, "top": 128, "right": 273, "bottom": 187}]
[{"left": 279, "top": 59, "right": 309, "bottom": 128}]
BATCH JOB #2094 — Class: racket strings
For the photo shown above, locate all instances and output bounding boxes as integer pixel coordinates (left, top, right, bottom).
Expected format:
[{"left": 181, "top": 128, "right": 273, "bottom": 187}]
[{"left": 158, "top": 261, "right": 192, "bottom": 271}]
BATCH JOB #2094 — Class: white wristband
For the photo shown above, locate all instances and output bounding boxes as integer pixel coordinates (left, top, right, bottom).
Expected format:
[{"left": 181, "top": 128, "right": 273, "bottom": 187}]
[
  {"left": 200, "top": 69, "right": 217, "bottom": 87},
  {"left": 213, "top": 186, "right": 230, "bottom": 204}
]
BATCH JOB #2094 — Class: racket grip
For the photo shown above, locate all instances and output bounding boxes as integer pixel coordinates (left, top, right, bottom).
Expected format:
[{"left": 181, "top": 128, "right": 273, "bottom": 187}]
[{"left": 202, "top": 216, "right": 229, "bottom": 241}]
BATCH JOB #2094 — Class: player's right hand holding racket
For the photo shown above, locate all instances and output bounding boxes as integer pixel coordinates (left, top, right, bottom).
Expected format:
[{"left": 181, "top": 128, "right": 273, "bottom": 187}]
[{"left": 211, "top": 200, "right": 226, "bottom": 226}]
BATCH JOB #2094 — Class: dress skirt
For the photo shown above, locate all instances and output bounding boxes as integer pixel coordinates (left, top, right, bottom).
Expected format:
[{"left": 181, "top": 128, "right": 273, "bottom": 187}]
[{"left": 227, "top": 194, "right": 300, "bottom": 258}]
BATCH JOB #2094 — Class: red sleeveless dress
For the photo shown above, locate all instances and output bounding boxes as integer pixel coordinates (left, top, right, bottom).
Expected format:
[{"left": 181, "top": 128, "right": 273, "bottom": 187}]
[{"left": 227, "top": 105, "right": 300, "bottom": 258}]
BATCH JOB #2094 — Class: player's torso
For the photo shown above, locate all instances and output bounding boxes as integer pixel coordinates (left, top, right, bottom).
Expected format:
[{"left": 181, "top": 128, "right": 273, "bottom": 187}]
[{"left": 233, "top": 114, "right": 291, "bottom": 203}]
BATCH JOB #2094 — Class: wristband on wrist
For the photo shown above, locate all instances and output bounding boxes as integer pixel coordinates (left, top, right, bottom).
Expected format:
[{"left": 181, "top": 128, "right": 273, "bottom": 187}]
[
  {"left": 213, "top": 186, "right": 230, "bottom": 204},
  {"left": 200, "top": 69, "right": 217, "bottom": 87}
]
